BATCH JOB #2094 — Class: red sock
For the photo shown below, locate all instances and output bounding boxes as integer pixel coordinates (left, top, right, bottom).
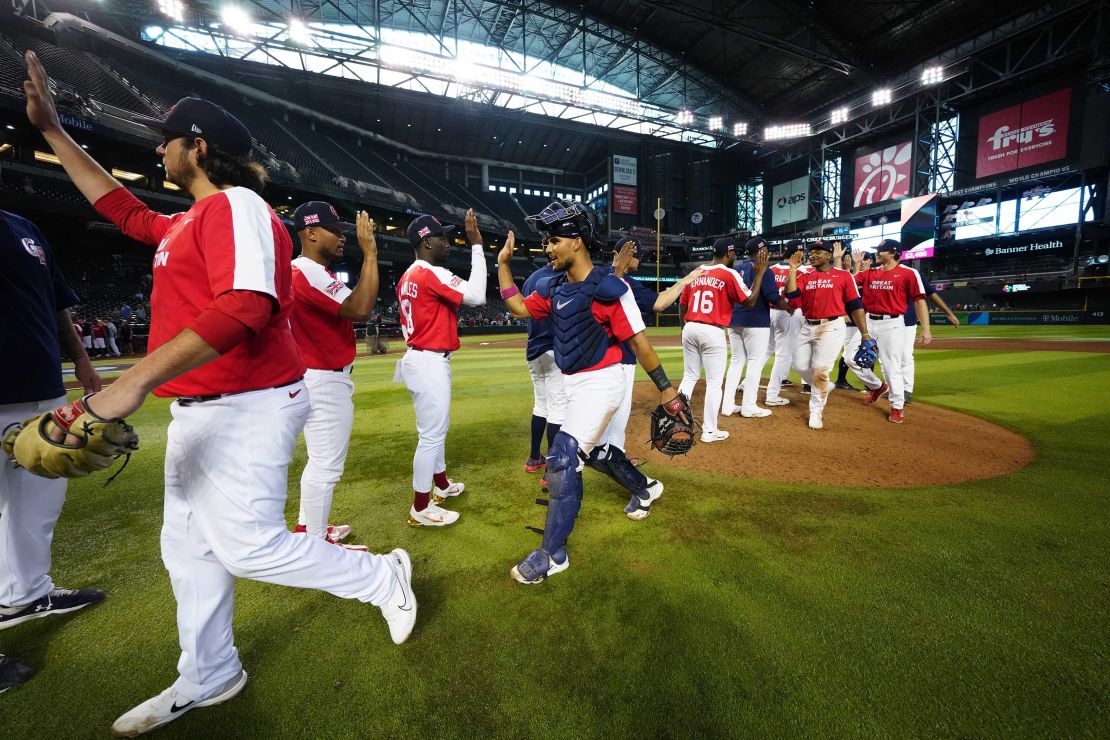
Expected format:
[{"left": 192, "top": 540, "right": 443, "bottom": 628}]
[
  {"left": 413, "top": 491, "right": 430, "bottom": 512},
  {"left": 433, "top": 471, "right": 449, "bottom": 490}
]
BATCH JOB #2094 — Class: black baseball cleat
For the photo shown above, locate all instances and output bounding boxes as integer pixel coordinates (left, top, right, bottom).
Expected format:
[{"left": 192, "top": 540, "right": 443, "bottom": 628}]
[
  {"left": 780, "top": 379, "right": 795, "bottom": 387},
  {"left": 0, "top": 654, "right": 35, "bottom": 693},
  {"left": 801, "top": 384, "right": 812, "bottom": 394},
  {"left": 834, "top": 381, "right": 856, "bottom": 391},
  {"left": 0, "top": 587, "right": 106, "bottom": 631}
]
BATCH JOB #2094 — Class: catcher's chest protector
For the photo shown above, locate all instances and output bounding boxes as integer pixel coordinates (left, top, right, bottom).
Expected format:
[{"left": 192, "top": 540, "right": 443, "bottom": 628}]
[{"left": 551, "top": 267, "right": 616, "bottom": 374}]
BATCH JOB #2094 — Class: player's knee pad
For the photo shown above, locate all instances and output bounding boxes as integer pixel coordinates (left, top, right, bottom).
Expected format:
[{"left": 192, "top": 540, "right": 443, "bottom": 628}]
[
  {"left": 594, "top": 444, "right": 649, "bottom": 495},
  {"left": 586, "top": 444, "right": 614, "bottom": 478},
  {"left": 542, "top": 432, "right": 583, "bottom": 552}
]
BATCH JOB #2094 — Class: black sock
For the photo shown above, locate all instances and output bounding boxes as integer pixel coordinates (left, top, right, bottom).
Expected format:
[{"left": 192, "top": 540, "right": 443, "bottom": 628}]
[
  {"left": 546, "top": 423, "right": 561, "bottom": 453},
  {"left": 836, "top": 357, "right": 849, "bottom": 385},
  {"left": 530, "top": 415, "right": 546, "bottom": 459}
]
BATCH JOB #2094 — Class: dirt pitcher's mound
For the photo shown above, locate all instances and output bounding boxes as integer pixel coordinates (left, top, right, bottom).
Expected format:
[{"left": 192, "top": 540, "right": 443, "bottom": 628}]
[{"left": 626, "top": 381, "right": 1033, "bottom": 487}]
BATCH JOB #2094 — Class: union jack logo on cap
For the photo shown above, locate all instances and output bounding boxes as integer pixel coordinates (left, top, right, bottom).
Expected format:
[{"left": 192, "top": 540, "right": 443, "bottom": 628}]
[
  {"left": 304, "top": 214, "right": 320, "bottom": 225},
  {"left": 418, "top": 226, "right": 432, "bottom": 238}
]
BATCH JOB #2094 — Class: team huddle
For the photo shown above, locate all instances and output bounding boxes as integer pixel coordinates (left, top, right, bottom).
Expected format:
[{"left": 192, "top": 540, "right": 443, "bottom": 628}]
[{"left": 0, "top": 53, "right": 956, "bottom": 729}]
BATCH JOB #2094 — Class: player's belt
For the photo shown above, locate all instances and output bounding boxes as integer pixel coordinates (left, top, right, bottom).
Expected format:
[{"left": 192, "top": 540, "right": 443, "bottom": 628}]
[
  {"left": 412, "top": 347, "right": 452, "bottom": 357},
  {"left": 328, "top": 363, "right": 354, "bottom": 374},
  {"left": 805, "top": 317, "right": 842, "bottom": 325},
  {"left": 867, "top": 313, "right": 901, "bottom": 320},
  {"left": 176, "top": 377, "right": 304, "bottom": 406},
  {"left": 685, "top": 319, "right": 725, "bottom": 327}
]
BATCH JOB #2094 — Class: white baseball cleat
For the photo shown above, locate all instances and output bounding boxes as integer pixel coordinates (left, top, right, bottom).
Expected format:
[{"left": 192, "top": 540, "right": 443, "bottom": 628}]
[
  {"left": 700, "top": 430, "right": 730, "bottom": 443},
  {"left": 740, "top": 407, "right": 772, "bottom": 418},
  {"left": 625, "top": 480, "right": 664, "bottom": 521},
  {"left": 407, "top": 502, "right": 460, "bottom": 527},
  {"left": 765, "top": 397, "right": 790, "bottom": 406},
  {"left": 379, "top": 548, "right": 416, "bottom": 644},
  {"left": 110, "top": 670, "right": 248, "bottom": 736},
  {"left": 432, "top": 480, "right": 465, "bottom": 504},
  {"left": 720, "top": 405, "right": 738, "bottom": 416},
  {"left": 808, "top": 412, "right": 824, "bottom": 430}
]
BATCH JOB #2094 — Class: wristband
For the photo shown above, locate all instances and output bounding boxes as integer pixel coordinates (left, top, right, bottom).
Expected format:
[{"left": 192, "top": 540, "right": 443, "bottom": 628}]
[
  {"left": 500, "top": 286, "right": 520, "bottom": 300},
  {"left": 647, "top": 364, "right": 671, "bottom": 391}
]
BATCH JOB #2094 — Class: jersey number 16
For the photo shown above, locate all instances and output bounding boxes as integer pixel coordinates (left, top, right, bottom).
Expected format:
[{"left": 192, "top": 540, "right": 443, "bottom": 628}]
[{"left": 688, "top": 290, "right": 714, "bottom": 315}]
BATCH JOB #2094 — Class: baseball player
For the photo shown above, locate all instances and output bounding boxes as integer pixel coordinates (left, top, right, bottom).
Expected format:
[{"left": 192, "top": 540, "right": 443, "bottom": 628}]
[
  {"left": 723, "top": 236, "right": 790, "bottom": 418},
  {"left": 521, "top": 260, "right": 564, "bottom": 473},
  {"left": 900, "top": 270, "right": 958, "bottom": 403},
  {"left": 783, "top": 241, "right": 871, "bottom": 430},
  {"left": 764, "top": 241, "right": 812, "bottom": 406},
  {"left": 677, "top": 238, "right": 756, "bottom": 441},
  {"left": 395, "top": 209, "right": 487, "bottom": 527},
  {"left": 838, "top": 249, "right": 888, "bottom": 398},
  {"left": 854, "top": 239, "right": 932, "bottom": 423},
  {"left": 0, "top": 209, "right": 105, "bottom": 668},
  {"left": 497, "top": 202, "right": 685, "bottom": 584},
  {"left": 289, "top": 201, "right": 381, "bottom": 549},
  {"left": 22, "top": 54, "right": 415, "bottom": 735}
]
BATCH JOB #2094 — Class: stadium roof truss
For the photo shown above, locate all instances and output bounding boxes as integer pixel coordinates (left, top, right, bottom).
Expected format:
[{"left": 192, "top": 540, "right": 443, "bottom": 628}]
[{"left": 128, "top": 0, "right": 760, "bottom": 148}]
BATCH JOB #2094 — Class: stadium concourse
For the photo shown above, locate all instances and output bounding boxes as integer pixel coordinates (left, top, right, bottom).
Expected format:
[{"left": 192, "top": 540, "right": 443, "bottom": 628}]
[{"left": 1, "top": 0, "right": 1108, "bottom": 737}]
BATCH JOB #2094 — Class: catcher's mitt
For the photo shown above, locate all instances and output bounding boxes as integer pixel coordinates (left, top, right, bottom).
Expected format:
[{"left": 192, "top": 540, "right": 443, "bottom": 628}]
[
  {"left": 1, "top": 395, "right": 139, "bottom": 480},
  {"left": 650, "top": 393, "right": 696, "bottom": 456},
  {"left": 853, "top": 338, "right": 879, "bottom": 369}
]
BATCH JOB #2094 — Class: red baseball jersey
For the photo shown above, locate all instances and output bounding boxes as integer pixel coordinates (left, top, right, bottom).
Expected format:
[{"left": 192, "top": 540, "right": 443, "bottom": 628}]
[
  {"left": 855, "top": 264, "right": 926, "bottom": 315},
  {"left": 291, "top": 256, "right": 355, "bottom": 369},
  {"left": 396, "top": 260, "right": 469, "bottom": 351},
  {"left": 770, "top": 262, "right": 814, "bottom": 302},
  {"left": 679, "top": 264, "right": 750, "bottom": 327},
  {"left": 523, "top": 286, "right": 645, "bottom": 374},
  {"left": 95, "top": 186, "right": 304, "bottom": 397},
  {"left": 793, "top": 268, "right": 861, "bottom": 319}
]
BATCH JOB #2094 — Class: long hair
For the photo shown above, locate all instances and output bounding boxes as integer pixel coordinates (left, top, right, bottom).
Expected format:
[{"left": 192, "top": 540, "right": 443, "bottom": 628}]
[{"left": 186, "top": 140, "right": 268, "bottom": 194}]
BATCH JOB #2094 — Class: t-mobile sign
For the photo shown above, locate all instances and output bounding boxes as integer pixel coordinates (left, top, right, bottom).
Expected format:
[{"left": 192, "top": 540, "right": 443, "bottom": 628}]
[{"left": 975, "top": 88, "right": 1071, "bottom": 179}]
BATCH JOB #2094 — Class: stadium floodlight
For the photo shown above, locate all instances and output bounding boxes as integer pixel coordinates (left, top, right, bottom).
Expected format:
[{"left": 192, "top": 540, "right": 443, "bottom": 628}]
[
  {"left": 287, "top": 18, "right": 312, "bottom": 45},
  {"left": 830, "top": 107, "right": 849, "bottom": 125},
  {"left": 708, "top": 116, "right": 723, "bottom": 131},
  {"left": 732, "top": 122, "right": 748, "bottom": 136},
  {"left": 220, "top": 6, "right": 253, "bottom": 36},
  {"left": 921, "top": 66, "right": 944, "bottom": 85},
  {"left": 157, "top": 0, "right": 184, "bottom": 22},
  {"left": 763, "top": 123, "right": 812, "bottom": 141},
  {"left": 872, "top": 88, "right": 892, "bottom": 106},
  {"left": 674, "top": 110, "right": 694, "bottom": 126}
]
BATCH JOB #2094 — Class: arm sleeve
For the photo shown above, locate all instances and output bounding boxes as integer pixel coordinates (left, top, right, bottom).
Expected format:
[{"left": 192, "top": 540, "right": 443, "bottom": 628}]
[
  {"left": 522, "top": 291, "right": 551, "bottom": 318},
  {"left": 93, "top": 187, "right": 175, "bottom": 246},
  {"left": 922, "top": 275, "right": 937, "bottom": 297},
  {"left": 293, "top": 266, "right": 351, "bottom": 317},
  {"left": 460, "top": 245, "right": 488, "bottom": 306},
  {"left": 846, "top": 298, "right": 864, "bottom": 314},
  {"left": 201, "top": 190, "right": 278, "bottom": 299},
  {"left": 187, "top": 290, "right": 274, "bottom": 354}
]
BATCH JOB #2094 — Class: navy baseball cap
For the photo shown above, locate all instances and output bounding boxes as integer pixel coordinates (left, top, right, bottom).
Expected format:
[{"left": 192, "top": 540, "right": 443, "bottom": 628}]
[
  {"left": 292, "top": 201, "right": 354, "bottom": 232},
  {"left": 808, "top": 240, "right": 832, "bottom": 253},
  {"left": 133, "top": 97, "right": 253, "bottom": 157},
  {"left": 614, "top": 236, "right": 643, "bottom": 257},
  {"left": 712, "top": 237, "right": 736, "bottom": 257},
  {"left": 782, "top": 240, "right": 805, "bottom": 258},
  {"left": 407, "top": 214, "right": 455, "bottom": 247},
  {"left": 744, "top": 236, "right": 767, "bottom": 255},
  {"left": 876, "top": 239, "right": 901, "bottom": 254}
]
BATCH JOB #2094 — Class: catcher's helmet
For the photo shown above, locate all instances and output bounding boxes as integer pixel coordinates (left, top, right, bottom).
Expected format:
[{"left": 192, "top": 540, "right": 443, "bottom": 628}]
[{"left": 526, "top": 201, "right": 599, "bottom": 246}]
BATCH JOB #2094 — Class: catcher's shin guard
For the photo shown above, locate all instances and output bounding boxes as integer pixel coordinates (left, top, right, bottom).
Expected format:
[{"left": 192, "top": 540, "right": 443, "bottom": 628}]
[
  {"left": 540, "top": 432, "right": 584, "bottom": 554},
  {"left": 588, "top": 445, "right": 650, "bottom": 496}
]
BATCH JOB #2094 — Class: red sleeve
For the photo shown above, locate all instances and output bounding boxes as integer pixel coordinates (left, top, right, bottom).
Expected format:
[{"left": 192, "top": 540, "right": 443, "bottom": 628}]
[
  {"left": 679, "top": 284, "right": 691, "bottom": 306},
  {"left": 188, "top": 290, "right": 274, "bottom": 354},
  {"left": 93, "top": 187, "right": 175, "bottom": 246},
  {"left": 842, "top": 272, "right": 861, "bottom": 302},
  {"left": 523, "top": 291, "right": 551, "bottom": 319},
  {"left": 293, "top": 270, "right": 344, "bottom": 317},
  {"left": 854, "top": 270, "right": 866, "bottom": 287},
  {"left": 904, "top": 269, "right": 926, "bottom": 302}
]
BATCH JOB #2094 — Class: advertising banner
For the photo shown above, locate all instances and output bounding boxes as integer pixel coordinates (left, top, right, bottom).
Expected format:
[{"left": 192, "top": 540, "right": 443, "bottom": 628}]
[
  {"left": 612, "top": 156, "right": 638, "bottom": 186},
  {"left": 770, "top": 176, "right": 809, "bottom": 226},
  {"left": 852, "top": 141, "right": 912, "bottom": 208},
  {"left": 612, "top": 185, "right": 638, "bottom": 215},
  {"left": 975, "top": 88, "right": 1071, "bottom": 179}
]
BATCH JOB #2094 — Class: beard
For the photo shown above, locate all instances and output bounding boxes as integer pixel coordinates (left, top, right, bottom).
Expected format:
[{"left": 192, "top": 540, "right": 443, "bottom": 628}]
[{"left": 165, "top": 148, "right": 197, "bottom": 190}]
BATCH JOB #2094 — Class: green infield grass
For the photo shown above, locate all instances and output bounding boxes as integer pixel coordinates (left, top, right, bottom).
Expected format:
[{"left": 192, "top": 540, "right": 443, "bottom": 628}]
[{"left": 3, "top": 325, "right": 1108, "bottom": 738}]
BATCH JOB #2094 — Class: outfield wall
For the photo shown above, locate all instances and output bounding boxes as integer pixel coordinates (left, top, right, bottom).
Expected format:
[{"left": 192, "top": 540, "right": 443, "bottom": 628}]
[{"left": 955, "top": 311, "right": 1109, "bottom": 325}]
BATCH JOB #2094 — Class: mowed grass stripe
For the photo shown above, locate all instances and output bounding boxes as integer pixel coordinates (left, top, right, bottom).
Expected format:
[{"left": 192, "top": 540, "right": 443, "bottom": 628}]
[{"left": 2, "top": 329, "right": 1107, "bottom": 738}]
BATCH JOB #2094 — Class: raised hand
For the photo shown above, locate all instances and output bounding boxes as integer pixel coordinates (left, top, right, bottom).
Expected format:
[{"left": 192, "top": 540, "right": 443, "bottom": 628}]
[
  {"left": 23, "top": 51, "right": 62, "bottom": 134},
  {"left": 497, "top": 230, "right": 516, "bottom": 266},
  {"left": 788, "top": 249, "right": 804, "bottom": 269},
  {"left": 356, "top": 210, "right": 377, "bottom": 258},
  {"left": 613, "top": 240, "right": 636, "bottom": 277},
  {"left": 464, "top": 208, "right": 483, "bottom": 246},
  {"left": 755, "top": 246, "right": 769, "bottom": 270},
  {"left": 832, "top": 240, "right": 844, "bottom": 264}
]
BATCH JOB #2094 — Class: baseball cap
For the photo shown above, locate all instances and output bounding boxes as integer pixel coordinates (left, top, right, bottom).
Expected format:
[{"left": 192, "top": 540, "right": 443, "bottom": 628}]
[
  {"left": 782, "top": 240, "right": 805, "bottom": 259},
  {"left": 744, "top": 236, "right": 767, "bottom": 255},
  {"left": 133, "top": 97, "right": 253, "bottom": 157},
  {"left": 406, "top": 214, "right": 455, "bottom": 247},
  {"left": 808, "top": 240, "right": 832, "bottom": 253},
  {"left": 292, "top": 201, "right": 354, "bottom": 232},
  {"left": 614, "top": 236, "right": 643, "bottom": 257},
  {"left": 712, "top": 237, "right": 736, "bottom": 258},
  {"left": 876, "top": 239, "right": 901, "bottom": 254}
]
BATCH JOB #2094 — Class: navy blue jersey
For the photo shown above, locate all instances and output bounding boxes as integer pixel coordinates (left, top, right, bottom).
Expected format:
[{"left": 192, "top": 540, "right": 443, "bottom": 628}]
[
  {"left": 523, "top": 265, "right": 557, "bottom": 361},
  {"left": 1, "top": 211, "right": 79, "bottom": 404},
  {"left": 619, "top": 274, "right": 657, "bottom": 364},
  {"left": 903, "top": 274, "right": 936, "bottom": 327},
  {"left": 729, "top": 261, "right": 779, "bottom": 329}
]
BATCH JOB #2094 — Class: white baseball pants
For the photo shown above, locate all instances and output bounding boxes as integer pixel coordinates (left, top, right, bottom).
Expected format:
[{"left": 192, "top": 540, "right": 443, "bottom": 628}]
[
  {"left": 562, "top": 363, "right": 625, "bottom": 459},
  {"left": 0, "top": 396, "right": 67, "bottom": 608},
  {"left": 161, "top": 383, "right": 398, "bottom": 702},
  {"left": 723, "top": 326, "right": 771, "bottom": 414},
  {"left": 678, "top": 322, "right": 728, "bottom": 434},
  {"left": 527, "top": 351, "right": 567, "bottom": 425},
  {"left": 866, "top": 315, "right": 908, "bottom": 409},
  {"left": 766, "top": 309, "right": 803, "bottom": 401},
  {"left": 841, "top": 325, "right": 884, "bottom": 390},
  {"left": 598, "top": 362, "right": 637, "bottom": 452},
  {"left": 298, "top": 366, "right": 355, "bottom": 539},
  {"left": 396, "top": 349, "right": 453, "bottom": 493},
  {"left": 794, "top": 318, "right": 846, "bottom": 417},
  {"left": 901, "top": 325, "right": 918, "bottom": 393}
]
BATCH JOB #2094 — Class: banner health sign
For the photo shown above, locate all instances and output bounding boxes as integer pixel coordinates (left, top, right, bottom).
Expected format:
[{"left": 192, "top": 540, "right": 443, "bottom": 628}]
[
  {"left": 976, "top": 88, "right": 1071, "bottom": 179},
  {"left": 770, "top": 175, "right": 809, "bottom": 227}
]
